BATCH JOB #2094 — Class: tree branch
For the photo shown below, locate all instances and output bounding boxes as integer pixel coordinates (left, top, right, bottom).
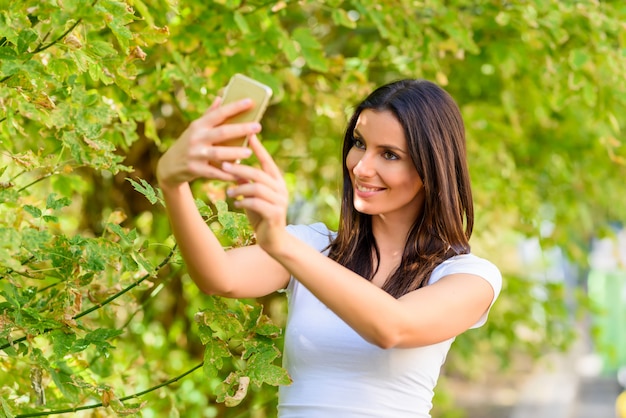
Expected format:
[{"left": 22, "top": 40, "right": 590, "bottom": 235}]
[
  {"left": 0, "top": 256, "right": 35, "bottom": 281},
  {"left": 0, "top": 246, "right": 177, "bottom": 352},
  {"left": 32, "top": 19, "right": 83, "bottom": 54},
  {"left": 14, "top": 362, "right": 204, "bottom": 417},
  {"left": 74, "top": 245, "right": 177, "bottom": 320}
]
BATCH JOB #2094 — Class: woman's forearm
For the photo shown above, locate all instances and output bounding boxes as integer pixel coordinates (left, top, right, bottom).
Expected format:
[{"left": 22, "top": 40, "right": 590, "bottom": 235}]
[
  {"left": 160, "top": 182, "right": 233, "bottom": 294},
  {"left": 266, "top": 230, "right": 405, "bottom": 348}
]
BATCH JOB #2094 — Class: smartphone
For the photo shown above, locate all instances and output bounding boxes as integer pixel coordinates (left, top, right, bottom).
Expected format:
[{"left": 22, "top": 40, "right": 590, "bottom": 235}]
[{"left": 219, "top": 74, "right": 273, "bottom": 147}]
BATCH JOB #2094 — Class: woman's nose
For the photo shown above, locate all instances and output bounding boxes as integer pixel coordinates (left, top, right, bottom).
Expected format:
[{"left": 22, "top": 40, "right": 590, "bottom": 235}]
[{"left": 352, "top": 153, "right": 376, "bottom": 178}]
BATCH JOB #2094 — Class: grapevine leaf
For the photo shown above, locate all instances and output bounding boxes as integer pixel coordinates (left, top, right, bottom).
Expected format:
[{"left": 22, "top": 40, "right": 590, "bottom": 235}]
[
  {"left": 46, "top": 193, "right": 72, "bottom": 211},
  {"left": 23, "top": 205, "right": 42, "bottom": 218},
  {"left": 127, "top": 178, "right": 160, "bottom": 204},
  {"left": 202, "top": 338, "right": 231, "bottom": 379}
]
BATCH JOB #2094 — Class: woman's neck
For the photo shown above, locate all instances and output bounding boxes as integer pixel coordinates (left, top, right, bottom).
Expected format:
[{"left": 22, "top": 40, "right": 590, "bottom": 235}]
[{"left": 371, "top": 215, "right": 412, "bottom": 255}]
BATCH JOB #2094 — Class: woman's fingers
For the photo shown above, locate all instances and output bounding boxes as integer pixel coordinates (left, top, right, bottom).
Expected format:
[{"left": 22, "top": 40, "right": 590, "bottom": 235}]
[
  {"left": 221, "top": 161, "right": 277, "bottom": 190},
  {"left": 190, "top": 162, "right": 239, "bottom": 182},
  {"left": 201, "top": 97, "right": 255, "bottom": 127},
  {"left": 227, "top": 181, "right": 288, "bottom": 217},
  {"left": 189, "top": 120, "right": 261, "bottom": 146},
  {"left": 158, "top": 97, "right": 266, "bottom": 186},
  {"left": 201, "top": 145, "right": 253, "bottom": 162},
  {"left": 227, "top": 180, "right": 285, "bottom": 201},
  {"left": 203, "top": 97, "right": 222, "bottom": 116},
  {"left": 247, "top": 135, "right": 282, "bottom": 178}
]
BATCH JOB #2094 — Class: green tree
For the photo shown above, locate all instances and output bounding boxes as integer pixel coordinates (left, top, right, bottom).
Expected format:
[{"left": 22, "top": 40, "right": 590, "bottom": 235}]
[{"left": 1, "top": 0, "right": 625, "bottom": 417}]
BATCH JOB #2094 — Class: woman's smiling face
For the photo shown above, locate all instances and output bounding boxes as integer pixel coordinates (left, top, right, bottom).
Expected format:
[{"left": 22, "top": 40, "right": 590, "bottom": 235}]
[{"left": 346, "top": 109, "right": 425, "bottom": 223}]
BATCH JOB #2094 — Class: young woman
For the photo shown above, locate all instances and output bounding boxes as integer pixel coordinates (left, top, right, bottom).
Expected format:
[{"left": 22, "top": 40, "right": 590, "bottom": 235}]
[{"left": 156, "top": 79, "right": 502, "bottom": 417}]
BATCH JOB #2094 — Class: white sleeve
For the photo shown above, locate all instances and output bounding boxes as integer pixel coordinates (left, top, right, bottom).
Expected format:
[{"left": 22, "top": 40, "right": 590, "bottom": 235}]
[
  {"left": 285, "top": 223, "right": 334, "bottom": 253},
  {"left": 429, "top": 254, "right": 502, "bottom": 328},
  {"left": 283, "top": 223, "right": 335, "bottom": 294}
]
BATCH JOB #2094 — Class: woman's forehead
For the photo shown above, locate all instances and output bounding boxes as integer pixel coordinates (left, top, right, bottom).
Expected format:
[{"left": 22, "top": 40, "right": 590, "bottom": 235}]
[{"left": 355, "top": 110, "right": 406, "bottom": 143}]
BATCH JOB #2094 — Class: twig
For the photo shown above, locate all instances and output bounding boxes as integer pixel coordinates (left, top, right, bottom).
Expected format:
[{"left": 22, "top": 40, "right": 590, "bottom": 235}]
[
  {"left": 74, "top": 246, "right": 176, "bottom": 320},
  {"left": 14, "top": 362, "right": 204, "bottom": 417},
  {"left": 32, "top": 19, "right": 82, "bottom": 54}
]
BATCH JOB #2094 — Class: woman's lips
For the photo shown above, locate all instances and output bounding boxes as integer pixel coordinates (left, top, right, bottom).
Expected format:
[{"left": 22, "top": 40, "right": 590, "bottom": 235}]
[{"left": 354, "top": 182, "right": 385, "bottom": 196}]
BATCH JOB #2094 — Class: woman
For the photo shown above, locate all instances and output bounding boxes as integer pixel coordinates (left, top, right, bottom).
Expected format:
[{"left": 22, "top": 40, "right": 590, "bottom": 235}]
[{"left": 156, "top": 79, "right": 502, "bottom": 417}]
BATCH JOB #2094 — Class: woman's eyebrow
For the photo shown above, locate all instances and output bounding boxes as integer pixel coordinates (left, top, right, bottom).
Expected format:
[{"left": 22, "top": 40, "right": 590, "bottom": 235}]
[{"left": 354, "top": 128, "right": 408, "bottom": 155}]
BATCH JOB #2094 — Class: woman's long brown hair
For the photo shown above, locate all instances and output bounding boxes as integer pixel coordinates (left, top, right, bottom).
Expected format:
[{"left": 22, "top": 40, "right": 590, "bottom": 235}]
[{"left": 327, "top": 79, "right": 473, "bottom": 298}]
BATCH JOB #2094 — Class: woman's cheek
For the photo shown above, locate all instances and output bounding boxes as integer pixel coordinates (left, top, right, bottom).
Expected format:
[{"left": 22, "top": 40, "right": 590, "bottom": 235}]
[{"left": 345, "top": 149, "right": 359, "bottom": 173}]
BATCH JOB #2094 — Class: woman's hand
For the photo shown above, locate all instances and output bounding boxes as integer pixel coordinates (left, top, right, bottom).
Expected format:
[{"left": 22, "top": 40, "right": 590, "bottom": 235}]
[
  {"left": 156, "top": 98, "right": 262, "bottom": 190},
  {"left": 222, "top": 135, "right": 289, "bottom": 253}
]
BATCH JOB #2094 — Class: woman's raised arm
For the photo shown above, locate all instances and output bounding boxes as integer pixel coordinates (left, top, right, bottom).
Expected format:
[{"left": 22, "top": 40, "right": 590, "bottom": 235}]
[{"left": 156, "top": 99, "right": 291, "bottom": 298}]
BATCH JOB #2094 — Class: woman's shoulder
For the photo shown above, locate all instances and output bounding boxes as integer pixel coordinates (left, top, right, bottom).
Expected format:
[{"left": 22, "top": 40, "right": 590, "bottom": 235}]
[
  {"left": 437, "top": 253, "right": 500, "bottom": 272},
  {"left": 430, "top": 253, "right": 502, "bottom": 295}
]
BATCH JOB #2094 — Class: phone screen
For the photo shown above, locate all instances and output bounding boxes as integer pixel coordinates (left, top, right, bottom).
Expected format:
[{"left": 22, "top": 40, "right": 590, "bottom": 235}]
[{"left": 220, "top": 74, "right": 273, "bottom": 147}]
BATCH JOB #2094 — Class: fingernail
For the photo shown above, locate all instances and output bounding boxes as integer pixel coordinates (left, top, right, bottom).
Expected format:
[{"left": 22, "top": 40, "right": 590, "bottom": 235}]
[
  {"left": 222, "top": 162, "right": 232, "bottom": 170},
  {"left": 250, "top": 122, "right": 261, "bottom": 132},
  {"left": 226, "top": 188, "right": 235, "bottom": 197},
  {"left": 241, "top": 98, "right": 252, "bottom": 105}
]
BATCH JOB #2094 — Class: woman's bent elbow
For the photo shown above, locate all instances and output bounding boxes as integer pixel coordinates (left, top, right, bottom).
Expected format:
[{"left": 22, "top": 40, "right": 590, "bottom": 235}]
[
  {"left": 188, "top": 273, "right": 234, "bottom": 297},
  {"left": 368, "top": 330, "right": 403, "bottom": 350}
]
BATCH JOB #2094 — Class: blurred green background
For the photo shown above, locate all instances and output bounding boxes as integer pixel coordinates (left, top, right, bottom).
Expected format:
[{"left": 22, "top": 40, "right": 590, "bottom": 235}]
[{"left": 1, "top": 0, "right": 625, "bottom": 417}]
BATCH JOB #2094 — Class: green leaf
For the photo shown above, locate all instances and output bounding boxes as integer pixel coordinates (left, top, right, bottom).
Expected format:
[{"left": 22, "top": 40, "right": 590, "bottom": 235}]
[
  {"left": 202, "top": 338, "right": 231, "bottom": 378},
  {"left": 127, "top": 178, "right": 160, "bottom": 204},
  {"left": 0, "top": 47, "right": 17, "bottom": 60},
  {"left": 217, "top": 204, "right": 237, "bottom": 231},
  {"left": 46, "top": 193, "right": 72, "bottom": 210},
  {"left": 0, "top": 395, "right": 15, "bottom": 418},
  {"left": 0, "top": 228, "right": 21, "bottom": 250},
  {"left": 83, "top": 241, "right": 107, "bottom": 272},
  {"left": 292, "top": 27, "right": 321, "bottom": 49},
  {"left": 107, "top": 223, "right": 138, "bottom": 245},
  {"left": 71, "top": 328, "right": 123, "bottom": 356},
  {"left": 95, "top": 0, "right": 136, "bottom": 52},
  {"left": 88, "top": 40, "right": 119, "bottom": 58},
  {"left": 23, "top": 205, "right": 42, "bottom": 218},
  {"left": 355, "top": 4, "right": 389, "bottom": 39},
  {"left": 49, "top": 361, "right": 81, "bottom": 402},
  {"left": 233, "top": 12, "right": 250, "bottom": 35},
  {"left": 133, "top": 252, "right": 155, "bottom": 273},
  {"left": 254, "top": 323, "right": 281, "bottom": 338},
  {"left": 244, "top": 342, "right": 290, "bottom": 386},
  {"left": 0, "top": 61, "right": 21, "bottom": 78},
  {"left": 0, "top": 287, "right": 21, "bottom": 310},
  {"left": 50, "top": 330, "right": 77, "bottom": 358},
  {"left": 17, "top": 29, "right": 38, "bottom": 54},
  {"left": 18, "top": 307, "right": 61, "bottom": 332},
  {"left": 300, "top": 47, "right": 329, "bottom": 72},
  {"left": 292, "top": 27, "right": 328, "bottom": 72},
  {"left": 43, "top": 215, "right": 58, "bottom": 223},
  {"left": 215, "top": 199, "right": 229, "bottom": 216},
  {"left": 84, "top": 328, "right": 124, "bottom": 344},
  {"left": 331, "top": 9, "right": 356, "bottom": 29},
  {"left": 253, "top": 363, "right": 291, "bottom": 386},
  {"left": 194, "top": 198, "right": 213, "bottom": 219}
]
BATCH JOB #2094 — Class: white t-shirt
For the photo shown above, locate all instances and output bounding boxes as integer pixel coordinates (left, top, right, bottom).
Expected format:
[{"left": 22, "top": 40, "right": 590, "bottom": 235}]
[{"left": 277, "top": 223, "right": 502, "bottom": 417}]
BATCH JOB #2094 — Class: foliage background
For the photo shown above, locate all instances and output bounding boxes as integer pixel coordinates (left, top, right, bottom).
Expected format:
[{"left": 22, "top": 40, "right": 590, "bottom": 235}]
[{"left": 1, "top": 0, "right": 625, "bottom": 417}]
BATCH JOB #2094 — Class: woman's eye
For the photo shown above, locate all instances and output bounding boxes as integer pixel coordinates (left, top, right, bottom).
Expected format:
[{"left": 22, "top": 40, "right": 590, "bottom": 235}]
[
  {"left": 383, "top": 151, "right": 399, "bottom": 160},
  {"left": 353, "top": 138, "right": 365, "bottom": 149}
]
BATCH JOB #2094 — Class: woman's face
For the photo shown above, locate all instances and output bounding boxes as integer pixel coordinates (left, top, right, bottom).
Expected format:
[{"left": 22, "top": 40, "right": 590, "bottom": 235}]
[{"left": 346, "top": 109, "right": 425, "bottom": 223}]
